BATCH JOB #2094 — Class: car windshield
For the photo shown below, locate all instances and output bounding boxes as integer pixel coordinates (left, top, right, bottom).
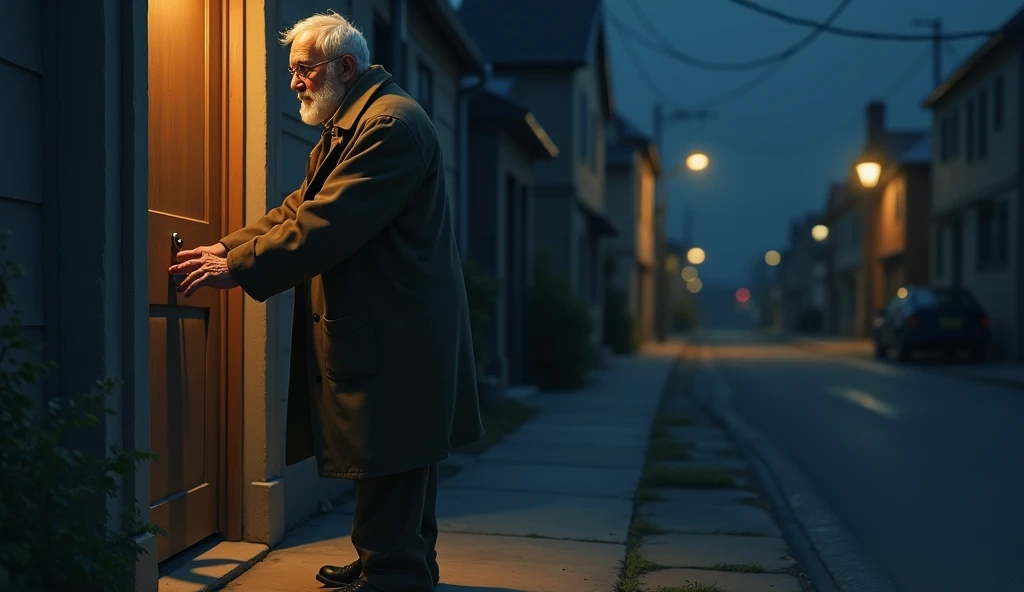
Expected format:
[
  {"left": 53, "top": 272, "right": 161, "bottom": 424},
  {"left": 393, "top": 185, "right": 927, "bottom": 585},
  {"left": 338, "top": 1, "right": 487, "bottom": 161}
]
[{"left": 913, "top": 288, "right": 977, "bottom": 308}]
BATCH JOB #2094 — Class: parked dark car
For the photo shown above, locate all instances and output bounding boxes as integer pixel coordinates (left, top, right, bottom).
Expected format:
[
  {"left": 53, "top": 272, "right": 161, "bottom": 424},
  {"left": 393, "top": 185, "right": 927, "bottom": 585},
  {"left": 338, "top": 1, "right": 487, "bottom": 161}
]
[{"left": 873, "top": 285, "right": 990, "bottom": 362}]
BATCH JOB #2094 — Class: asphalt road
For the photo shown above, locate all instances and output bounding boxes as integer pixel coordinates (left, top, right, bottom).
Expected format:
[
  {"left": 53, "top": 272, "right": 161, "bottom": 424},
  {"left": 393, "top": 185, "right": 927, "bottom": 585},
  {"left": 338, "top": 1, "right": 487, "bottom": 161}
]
[{"left": 702, "top": 330, "right": 1024, "bottom": 592}]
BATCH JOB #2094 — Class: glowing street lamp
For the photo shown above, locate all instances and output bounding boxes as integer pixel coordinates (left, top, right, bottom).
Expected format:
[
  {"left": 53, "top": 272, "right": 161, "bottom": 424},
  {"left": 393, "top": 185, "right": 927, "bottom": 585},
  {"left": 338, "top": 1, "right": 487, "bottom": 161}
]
[
  {"left": 687, "top": 247, "right": 706, "bottom": 265},
  {"left": 855, "top": 149, "right": 883, "bottom": 188},
  {"left": 687, "top": 278, "right": 703, "bottom": 293},
  {"left": 764, "top": 250, "right": 781, "bottom": 266},
  {"left": 685, "top": 151, "right": 709, "bottom": 172},
  {"left": 811, "top": 224, "right": 829, "bottom": 242},
  {"left": 681, "top": 266, "right": 698, "bottom": 282}
]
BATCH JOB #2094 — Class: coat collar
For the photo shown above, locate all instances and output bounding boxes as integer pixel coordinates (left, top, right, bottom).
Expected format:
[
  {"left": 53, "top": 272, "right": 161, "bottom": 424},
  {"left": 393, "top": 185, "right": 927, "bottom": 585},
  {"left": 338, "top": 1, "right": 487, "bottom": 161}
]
[{"left": 323, "top": 65, "right": 393, "bottom": 134}]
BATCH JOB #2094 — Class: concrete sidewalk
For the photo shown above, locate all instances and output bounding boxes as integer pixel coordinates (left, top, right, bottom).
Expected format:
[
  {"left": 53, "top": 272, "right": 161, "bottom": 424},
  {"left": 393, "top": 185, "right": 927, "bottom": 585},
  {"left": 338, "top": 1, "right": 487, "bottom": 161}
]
[{"left": 220, "top": 342, "right": 682, "bottom": 591}]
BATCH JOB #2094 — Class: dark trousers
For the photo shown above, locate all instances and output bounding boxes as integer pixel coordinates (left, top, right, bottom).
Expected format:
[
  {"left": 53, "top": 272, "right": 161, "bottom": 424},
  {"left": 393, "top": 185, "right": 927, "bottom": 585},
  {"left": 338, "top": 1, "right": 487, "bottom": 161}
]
[{"left": 351, "top": 462, "right": 439, "bottom": 591}]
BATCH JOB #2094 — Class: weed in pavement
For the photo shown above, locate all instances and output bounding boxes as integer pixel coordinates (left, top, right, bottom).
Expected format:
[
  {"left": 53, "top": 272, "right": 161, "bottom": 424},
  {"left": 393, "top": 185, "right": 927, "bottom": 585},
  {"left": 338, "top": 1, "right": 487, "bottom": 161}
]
[
  {"left": 708, "top": 562, "right": 765, "bottom": 573},
  {"left": 648, "top": 438, "right": 694, "bottom": 461},
  {"left": 632, "top": 515, "right": 667, "bottom": 536},
  {"left": 635, "top": 487, "right": 667, "bottom": 504},
  {"left": 655, "top": 583, "right": 726, "bottom": 592},
  {"left": 453, "top": 399, "right": 539, "bottom": 455}
]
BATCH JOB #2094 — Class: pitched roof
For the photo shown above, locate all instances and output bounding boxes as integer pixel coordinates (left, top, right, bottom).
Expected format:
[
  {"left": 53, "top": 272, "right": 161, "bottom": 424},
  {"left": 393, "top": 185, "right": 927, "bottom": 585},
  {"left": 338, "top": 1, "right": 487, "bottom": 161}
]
[
  {"left": 924, "top": 6, "right": 1024, "bottom": 108},
  {"left": 457, "top": 0, "right": 602, "bottom": 66},
  {"left": 418, "top": 0, "right": 486, "bottom": 71},
  {"left": 469, "top": 88, "right": 559, "bottom": 160}
]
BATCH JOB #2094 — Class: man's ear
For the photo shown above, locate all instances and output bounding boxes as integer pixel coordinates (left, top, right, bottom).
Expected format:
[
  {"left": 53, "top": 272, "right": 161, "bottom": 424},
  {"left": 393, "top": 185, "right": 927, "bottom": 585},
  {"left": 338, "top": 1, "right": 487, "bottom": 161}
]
[{"left": 339, "top": 54, "right": 358, "bottom": 85}]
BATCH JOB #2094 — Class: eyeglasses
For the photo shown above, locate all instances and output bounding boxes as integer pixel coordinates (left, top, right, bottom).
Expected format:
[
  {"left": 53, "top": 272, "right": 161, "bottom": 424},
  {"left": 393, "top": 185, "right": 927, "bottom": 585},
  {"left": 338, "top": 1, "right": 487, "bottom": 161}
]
[{"left": 287, "top": 54, "right": 345, "bottom": 80}]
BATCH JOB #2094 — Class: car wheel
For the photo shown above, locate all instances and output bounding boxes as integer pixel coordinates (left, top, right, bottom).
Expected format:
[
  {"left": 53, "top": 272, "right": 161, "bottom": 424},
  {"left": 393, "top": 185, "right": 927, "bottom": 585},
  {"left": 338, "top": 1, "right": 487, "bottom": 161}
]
[{"left": 895, "top": 340, "right": 912, "bottom": 362}]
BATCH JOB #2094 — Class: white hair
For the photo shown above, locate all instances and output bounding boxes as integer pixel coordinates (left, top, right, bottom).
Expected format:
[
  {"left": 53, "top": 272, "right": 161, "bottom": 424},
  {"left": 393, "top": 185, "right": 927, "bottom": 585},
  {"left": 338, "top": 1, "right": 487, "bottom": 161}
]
[{"left": 280, "top": 10, "right": 371, "bottom": 74}]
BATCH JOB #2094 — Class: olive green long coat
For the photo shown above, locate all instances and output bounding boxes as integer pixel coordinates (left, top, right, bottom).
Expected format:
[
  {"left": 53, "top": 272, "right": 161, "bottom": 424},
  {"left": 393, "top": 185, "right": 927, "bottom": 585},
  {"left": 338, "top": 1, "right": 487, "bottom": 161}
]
[{"left": 219, "top": 66, "right": 483, "bottom": 479}]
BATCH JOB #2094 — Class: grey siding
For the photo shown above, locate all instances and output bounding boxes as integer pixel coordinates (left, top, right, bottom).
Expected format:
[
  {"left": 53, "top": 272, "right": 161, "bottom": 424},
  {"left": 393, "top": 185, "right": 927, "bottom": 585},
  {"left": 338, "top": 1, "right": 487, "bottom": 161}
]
[{"left": 0, "top": 2, "right": 45, "bottom": 330}]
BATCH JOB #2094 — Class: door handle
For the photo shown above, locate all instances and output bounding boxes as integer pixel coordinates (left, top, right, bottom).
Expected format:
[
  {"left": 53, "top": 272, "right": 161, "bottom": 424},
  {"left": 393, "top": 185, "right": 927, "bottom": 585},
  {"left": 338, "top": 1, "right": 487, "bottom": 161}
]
[{"left": 171, "top": 232, "right": 185, "bottom": 282}]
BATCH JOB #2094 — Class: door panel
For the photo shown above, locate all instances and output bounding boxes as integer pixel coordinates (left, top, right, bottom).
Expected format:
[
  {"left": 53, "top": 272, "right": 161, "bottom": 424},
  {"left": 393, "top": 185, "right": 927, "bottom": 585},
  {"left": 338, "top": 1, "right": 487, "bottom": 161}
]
[{"left": 148, "top": 0, "right": 224, "bottom": 562}]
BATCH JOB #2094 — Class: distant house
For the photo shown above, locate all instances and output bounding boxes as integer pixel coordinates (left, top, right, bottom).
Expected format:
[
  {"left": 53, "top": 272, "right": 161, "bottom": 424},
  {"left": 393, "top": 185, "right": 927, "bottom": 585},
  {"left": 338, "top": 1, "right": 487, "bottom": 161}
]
[
  {"left": 823, "top": 102, "right": 926, "bottom": 337},
  {"left": 466, "top": 87, "right": 559, "bottom": 388},
  {"left": 923, "top": 6, "right": 1024, "bottom": 360},
  {"left": 605, "top": 114, "right": 660, "bottom": 345},
  {"left": 458, "top": 0, "right": 619, "bottom": 343},
  {"left": 778, "top": 213, "right": 829, "bottom": 332},
  {"left": 869, "top": 130, "right": 932, "bottom": 317}
]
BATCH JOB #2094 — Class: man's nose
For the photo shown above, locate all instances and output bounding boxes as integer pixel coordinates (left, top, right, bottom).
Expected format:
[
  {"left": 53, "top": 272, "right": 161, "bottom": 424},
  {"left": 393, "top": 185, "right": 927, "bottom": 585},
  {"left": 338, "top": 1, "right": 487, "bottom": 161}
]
[{"left": 290, "top": 74, "right": 305, "bottom": 92}]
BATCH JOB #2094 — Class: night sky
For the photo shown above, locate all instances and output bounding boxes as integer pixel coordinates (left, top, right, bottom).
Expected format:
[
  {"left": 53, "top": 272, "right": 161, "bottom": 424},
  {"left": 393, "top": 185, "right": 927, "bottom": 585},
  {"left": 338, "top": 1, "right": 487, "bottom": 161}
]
[{"left": 603, "top": 0, "right": 1022, "bottom": 284}]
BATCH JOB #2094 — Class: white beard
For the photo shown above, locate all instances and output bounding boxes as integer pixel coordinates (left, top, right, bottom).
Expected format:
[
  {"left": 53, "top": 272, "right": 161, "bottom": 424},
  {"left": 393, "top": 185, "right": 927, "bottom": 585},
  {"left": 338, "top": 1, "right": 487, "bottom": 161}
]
[{"left": 298, "top": 79, "right": 344, "bottom": 126}]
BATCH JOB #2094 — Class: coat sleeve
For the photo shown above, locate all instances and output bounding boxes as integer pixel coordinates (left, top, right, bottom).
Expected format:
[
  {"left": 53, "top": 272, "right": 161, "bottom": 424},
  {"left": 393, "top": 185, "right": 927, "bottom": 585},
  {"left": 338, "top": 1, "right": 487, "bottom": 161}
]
[
  {"left": 218, "top": 184, "right": 305, "bottom": 251},
  {"left": 226, "top": 115, "right": 427, "bottom": 303}
]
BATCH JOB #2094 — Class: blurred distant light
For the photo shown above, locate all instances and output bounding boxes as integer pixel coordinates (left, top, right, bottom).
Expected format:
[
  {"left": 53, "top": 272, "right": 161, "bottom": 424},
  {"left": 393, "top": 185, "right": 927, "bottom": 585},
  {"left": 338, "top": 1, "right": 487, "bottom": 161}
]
[
  {"left": 687, "top": 247, "right": 706, "bottom": 265},
  {"left": 811, "top": 224, "right": 829, "bottom": 242},
  {"left": 686, "top": 152, "right": 709, "bottom": 172},
  {"left": 687, "top": 278, "right": 703, "bottom": 293},
  {"left": 681, "top": 266, "right": 698, "bottom": 281},
  {"left": 765, "top": 250, "right": 782, "bottom": 266},
  {"left": 897, "top": 287, "right": 908, "bottom": 299},
  {"left": 856, "top": 160, "right": 882, "bottom": 188},
  {"left": 735, "top": 287, "right": 751, "bottom": 303}
]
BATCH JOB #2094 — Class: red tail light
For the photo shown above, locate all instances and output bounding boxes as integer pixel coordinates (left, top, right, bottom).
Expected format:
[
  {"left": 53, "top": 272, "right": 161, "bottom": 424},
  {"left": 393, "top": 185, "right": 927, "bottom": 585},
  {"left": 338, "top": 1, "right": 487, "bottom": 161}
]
[
  {"left": 982, "top": 315, "right": 990, "bottom": 329},
  {"left": 906, "top": 315, "right": 919, "bottom": 328}
]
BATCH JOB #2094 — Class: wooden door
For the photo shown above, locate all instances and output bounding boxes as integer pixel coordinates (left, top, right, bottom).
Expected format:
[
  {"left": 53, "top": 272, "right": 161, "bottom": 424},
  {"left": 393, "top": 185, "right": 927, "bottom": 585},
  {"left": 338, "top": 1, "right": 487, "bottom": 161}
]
[{"left": 147, "top": 0, "right": 224, "bottom": 562}]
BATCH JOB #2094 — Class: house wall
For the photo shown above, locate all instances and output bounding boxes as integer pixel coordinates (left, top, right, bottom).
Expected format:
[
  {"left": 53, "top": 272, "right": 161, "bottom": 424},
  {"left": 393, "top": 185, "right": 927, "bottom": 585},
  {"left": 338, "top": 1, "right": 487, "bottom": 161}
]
[
  {"left": 636, "top": 157, "right": 656, "bottom": 269},
  {"left": 877, "top": 173, "right": 908, "bottom": 260},
  {"left": 904, "top": 165, "right": 932, "bottom": 286},
  {"left": 605, "top": 164, "right": 636, "bottom": 299},
  {"left": 1, "top": 0, "right": 155, "bottom": 586},
  {"left": 930, "top": 45, "right": 1021, "bottom": 359},
  {"left": 572, "top": 59, "right": 605, "bottom": 214},
  {"left": 932, "top": 47, "right": 1020, "bottom": 215}
]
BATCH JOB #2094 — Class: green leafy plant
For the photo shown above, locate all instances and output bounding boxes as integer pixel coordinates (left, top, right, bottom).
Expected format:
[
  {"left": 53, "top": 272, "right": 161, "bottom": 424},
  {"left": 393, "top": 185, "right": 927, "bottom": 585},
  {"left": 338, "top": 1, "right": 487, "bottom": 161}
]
[
  {"left": 0, "top": 229, "right": 162, "bottom": 592},
  {"left": 526, "top": 248, "right": 595, "bottom": 389},
  {"left": 462, "top": 258, "right": 502, "bottom": 374}
]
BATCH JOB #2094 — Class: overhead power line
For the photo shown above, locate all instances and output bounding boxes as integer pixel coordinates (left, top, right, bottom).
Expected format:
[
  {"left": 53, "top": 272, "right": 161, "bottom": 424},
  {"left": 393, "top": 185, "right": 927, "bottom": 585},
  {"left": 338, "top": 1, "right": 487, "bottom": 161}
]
[
  {"left": 723, "top": 0, "right": 1001, "bottom": 41},
  {"left": 716, "top": 47, "right": 932, "bottom": 157},
  {"left": 621, "top": 0, "right": 852, "bottom": 72}
]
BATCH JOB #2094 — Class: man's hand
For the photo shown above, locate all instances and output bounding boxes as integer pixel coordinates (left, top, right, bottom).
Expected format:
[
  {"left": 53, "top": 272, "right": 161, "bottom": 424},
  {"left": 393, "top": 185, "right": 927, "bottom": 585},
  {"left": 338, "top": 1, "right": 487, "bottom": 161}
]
[{"left": 169, "top": 244, "right": 238, "bottom": 298}]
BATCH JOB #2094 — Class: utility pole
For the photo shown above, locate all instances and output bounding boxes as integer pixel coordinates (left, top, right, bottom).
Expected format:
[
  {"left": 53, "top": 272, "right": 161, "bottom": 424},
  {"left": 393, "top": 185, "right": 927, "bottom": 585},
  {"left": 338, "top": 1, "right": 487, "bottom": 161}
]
[
  {"left": 912, "top": 17, "right": 942, "bottom": 88},
  {"left": 653, "top": 102, "right": 715, "bottom": 342}
]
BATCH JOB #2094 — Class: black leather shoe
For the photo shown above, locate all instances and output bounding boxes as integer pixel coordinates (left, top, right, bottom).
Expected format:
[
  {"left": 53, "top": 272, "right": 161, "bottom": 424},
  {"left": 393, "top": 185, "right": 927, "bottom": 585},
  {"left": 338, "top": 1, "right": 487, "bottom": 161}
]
[
  {"left": 316, "top": 560, "right": 361, "bottom": 587},
  {"left": 317, "top": 561, "right": 440, "bottom": 589}
]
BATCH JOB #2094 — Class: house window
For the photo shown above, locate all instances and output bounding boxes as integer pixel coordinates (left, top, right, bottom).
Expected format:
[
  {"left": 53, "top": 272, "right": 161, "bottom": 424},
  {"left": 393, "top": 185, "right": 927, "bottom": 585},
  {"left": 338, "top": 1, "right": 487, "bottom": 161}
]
[
  {"left": 894, "top": 181, "right": 905, "bottom": 223},
  {"left": 850, "top": 213, "right": 859, "bottom": 247},
  {"left": 965, "top": 100, "right": 975, "bottom": 161},
  {"left": 578, "top": 92, "right": 589, "bottom": 165},
  {"left": 994, "top": 75, "right": 1005, "bottom": 130},
  {"left": 995, "top": 201, "right": 1009, "bottom": 265},
  {"left": 978, "top": 89, "right": 988, "bottom": 158},
  {"left": 935, "top": 226, "right": 945, "bottom": 278},
  {"left": 950, "top": 109, "right": 960, "bottom": 157},
  {"left": 416, "top": 61, "right": 434, "bottom": 117},
  {"left": 976, "top": 201, "right": 1008, "bottom": 270}
]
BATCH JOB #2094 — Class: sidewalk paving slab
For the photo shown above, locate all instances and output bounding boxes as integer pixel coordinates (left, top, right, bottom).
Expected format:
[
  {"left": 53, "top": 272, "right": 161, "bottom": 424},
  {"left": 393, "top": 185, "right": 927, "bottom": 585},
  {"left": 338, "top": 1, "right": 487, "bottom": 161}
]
[
  {"left": 641, "top": 568, "right": 803, "bottom": 592},
  {"left": 640, "top": 532, "right": 795, "bottom": 571},
  {"left": 478, "top": 440, "right": 646, "bottom": 469},
  {"left": 439, "top": 461, "right": 640, "bottom": 499},
  {"left": 335, "top": 487, "right": 634, "bottom": 543},
  {"left": 640, "top": 490, "right": 781, "bottom": 537}
]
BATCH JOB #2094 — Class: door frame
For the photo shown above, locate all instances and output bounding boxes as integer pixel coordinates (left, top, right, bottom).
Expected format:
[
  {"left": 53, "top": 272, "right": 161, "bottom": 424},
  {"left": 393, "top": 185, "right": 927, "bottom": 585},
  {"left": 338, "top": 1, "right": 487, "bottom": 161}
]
[{"left": 220, "top": 0, "right": 245, "bottom": 542}]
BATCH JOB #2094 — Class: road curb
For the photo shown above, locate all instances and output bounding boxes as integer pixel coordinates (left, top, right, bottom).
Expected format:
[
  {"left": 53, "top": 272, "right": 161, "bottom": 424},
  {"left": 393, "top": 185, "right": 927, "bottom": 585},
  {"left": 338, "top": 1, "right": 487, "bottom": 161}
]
[{"left": 693, "top": 344, "right": 900, "bottom": 592}]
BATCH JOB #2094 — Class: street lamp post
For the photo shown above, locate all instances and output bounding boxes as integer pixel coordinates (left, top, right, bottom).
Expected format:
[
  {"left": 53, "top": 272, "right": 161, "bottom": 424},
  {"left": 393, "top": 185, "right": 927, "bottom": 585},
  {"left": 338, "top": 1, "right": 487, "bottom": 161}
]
[{"left": 653, "top": 103, "right": 715, "bottom": 342}]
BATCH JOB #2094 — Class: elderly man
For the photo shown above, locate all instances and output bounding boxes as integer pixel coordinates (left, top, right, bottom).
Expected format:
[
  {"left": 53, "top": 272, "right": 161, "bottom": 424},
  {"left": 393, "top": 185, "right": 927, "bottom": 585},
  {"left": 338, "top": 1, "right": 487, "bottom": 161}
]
[{"left": 168, "top": 11, "right": 483, "bottom": 592}]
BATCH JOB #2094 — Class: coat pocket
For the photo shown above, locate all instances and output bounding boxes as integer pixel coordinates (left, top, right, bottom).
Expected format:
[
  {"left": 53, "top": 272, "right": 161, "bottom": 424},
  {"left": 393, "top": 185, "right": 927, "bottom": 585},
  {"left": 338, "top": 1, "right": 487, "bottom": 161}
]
[{"left": 322, "top": 308, "right": 383, "bottom": 382}]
